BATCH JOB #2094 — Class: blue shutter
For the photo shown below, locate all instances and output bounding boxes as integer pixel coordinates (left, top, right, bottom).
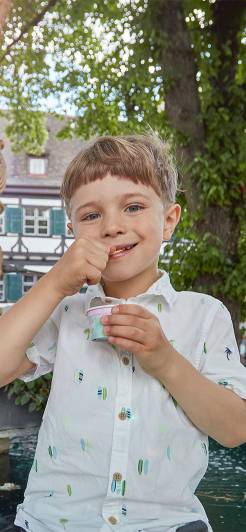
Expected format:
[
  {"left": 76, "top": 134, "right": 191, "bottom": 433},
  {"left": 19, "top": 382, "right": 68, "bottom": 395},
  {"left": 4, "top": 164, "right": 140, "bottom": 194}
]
[
  {"left": 5, "top": 207, "right": 23, "bottom": 234},
  {"left": 5, "top": 273, "right": 22, "bottom": 302},
  {"left": 51, "top": 209, "right": 66, "bottom": 236}
]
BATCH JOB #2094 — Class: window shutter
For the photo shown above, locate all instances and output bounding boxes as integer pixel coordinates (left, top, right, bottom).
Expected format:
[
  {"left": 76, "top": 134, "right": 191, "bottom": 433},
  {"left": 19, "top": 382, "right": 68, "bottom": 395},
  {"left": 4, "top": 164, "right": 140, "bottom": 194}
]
[
  {"left": 5, "top": 273, "right": 22, "bottom": 302},
  {"left": 51, "top": 208, "right": 66, "bottom": 236},
  {"left": 5, "top": 207, "right": 23, "bottom": 234}
]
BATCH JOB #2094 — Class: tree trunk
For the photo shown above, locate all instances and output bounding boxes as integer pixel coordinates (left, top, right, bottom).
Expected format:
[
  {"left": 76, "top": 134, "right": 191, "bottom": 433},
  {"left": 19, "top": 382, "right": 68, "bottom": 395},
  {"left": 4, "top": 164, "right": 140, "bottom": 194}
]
[
  {"left": 150, "top": 0, "right": 245, "bottom": 342},
  {"left": 0, "top": 0, "right": 12, "bottom": 36},
  {"left": 150, "top": 0, "right": 205, "bottom": 212}
]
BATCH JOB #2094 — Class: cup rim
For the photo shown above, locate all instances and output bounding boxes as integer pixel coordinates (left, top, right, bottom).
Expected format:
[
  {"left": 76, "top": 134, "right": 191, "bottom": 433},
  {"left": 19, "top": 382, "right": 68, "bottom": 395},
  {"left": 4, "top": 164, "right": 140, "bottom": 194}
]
[{"left": 86, "top": 304, "right": 116, "bottom": 315}]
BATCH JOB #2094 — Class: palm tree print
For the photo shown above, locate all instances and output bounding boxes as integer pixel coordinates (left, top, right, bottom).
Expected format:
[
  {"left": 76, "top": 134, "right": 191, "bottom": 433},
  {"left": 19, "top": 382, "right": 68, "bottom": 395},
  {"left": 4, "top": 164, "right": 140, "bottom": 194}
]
[
  {"left": 225, "top": 346, "right": 232, "bottom": 360},
  {"left": 59, "top": 518, "right": 68, "bottom": 530}
]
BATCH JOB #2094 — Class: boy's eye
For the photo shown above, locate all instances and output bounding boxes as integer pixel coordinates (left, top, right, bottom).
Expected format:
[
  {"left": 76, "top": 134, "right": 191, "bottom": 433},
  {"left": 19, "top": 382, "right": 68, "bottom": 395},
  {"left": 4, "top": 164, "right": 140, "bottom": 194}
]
[
  {"left": 81, "top": 212, "right": 100, "bottom": 221},
  {"left": 126, "top": 204, "right": 144, "bottom": 213},
  {"left": 80, "top": 204, "right": 144, "bottom": 220}
]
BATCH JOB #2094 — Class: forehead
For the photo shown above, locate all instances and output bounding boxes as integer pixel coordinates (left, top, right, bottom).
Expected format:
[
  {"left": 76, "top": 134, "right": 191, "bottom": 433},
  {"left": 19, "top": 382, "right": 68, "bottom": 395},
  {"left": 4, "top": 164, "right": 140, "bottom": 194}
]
[{"left": 69, "top": 174, "right": 162, "bottom": 213}]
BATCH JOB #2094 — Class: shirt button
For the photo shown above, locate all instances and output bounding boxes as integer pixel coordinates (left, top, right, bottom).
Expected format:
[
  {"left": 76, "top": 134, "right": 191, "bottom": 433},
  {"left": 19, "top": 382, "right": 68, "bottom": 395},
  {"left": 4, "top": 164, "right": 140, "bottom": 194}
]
[
  {"left": 118, "top": 411, "right": 127, "bottom": 420},
  {"left": 122, "top": 356, "right": 129, "bottom": 365},
  {"left": 113, "top": 472, "right": 122, "bottom": 481},
  {"left": 108, "top": 516, "right": 118, "bottom": 525}
]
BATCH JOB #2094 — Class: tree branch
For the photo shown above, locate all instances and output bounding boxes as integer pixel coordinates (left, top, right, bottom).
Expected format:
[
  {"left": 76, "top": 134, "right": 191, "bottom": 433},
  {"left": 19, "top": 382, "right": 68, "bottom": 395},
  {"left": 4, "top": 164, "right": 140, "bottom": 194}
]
[{"left": 0, "top": 0, "right": 60, "bottom": 64}]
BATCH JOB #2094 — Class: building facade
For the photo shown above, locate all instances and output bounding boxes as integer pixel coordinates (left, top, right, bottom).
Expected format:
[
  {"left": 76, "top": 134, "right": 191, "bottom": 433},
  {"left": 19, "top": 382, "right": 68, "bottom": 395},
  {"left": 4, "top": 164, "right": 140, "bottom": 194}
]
[{"left": 0, "top": 115, "right": 82, "bottom": 305}]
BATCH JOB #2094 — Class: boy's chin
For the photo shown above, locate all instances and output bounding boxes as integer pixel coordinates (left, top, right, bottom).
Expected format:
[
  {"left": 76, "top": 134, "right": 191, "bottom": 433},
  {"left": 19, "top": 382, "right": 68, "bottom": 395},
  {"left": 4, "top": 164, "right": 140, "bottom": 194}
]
[{"left": 101, "top": 271, "right": 136, "bottom": 285}]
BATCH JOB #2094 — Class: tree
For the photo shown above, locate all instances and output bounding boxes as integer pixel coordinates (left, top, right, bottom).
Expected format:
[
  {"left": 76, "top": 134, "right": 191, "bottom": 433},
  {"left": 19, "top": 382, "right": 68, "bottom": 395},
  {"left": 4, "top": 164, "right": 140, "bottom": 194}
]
[
  {"left": 0, "top": 0, "right": 245, "bottom": 343},
  {"left": 0, "top": 0, "right": 12, "bottom": 36}
]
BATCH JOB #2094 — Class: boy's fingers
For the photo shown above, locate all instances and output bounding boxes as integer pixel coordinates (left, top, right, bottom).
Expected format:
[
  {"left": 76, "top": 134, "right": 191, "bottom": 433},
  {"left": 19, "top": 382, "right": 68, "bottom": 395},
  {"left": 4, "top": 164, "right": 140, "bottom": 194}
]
[
  {"left": 102, "top": 314, "right": 147, "bottom": 331},
  {"left": 112, "top": 304, "right": 152, "bottom": 319},
  {"left": 105, "top": 325, "right": 146, "bottom": 344}
]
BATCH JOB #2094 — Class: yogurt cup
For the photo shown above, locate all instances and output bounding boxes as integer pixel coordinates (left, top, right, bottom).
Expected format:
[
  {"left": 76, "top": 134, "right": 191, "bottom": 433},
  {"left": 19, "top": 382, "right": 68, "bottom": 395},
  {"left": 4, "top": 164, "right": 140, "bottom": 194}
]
[{"left": 86, "top": 304, "right": 116, "bottom": 341}]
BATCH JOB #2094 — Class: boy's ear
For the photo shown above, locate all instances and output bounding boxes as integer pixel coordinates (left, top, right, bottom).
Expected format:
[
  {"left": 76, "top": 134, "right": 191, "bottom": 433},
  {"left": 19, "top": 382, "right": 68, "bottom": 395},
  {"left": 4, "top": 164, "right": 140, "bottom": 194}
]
[
  {"left": 67, "top": 222, "right": 73, "bottom": 234},
  {"left": 162, "top": 203, "right": 181, "bottom": 241}
]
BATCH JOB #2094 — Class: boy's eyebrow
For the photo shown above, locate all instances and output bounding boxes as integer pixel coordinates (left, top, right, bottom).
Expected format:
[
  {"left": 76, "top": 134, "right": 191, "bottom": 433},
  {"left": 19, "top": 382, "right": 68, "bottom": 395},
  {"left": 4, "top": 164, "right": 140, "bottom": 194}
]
[{"left": 74, "top": 193, "right": 150, "bottom": 215}]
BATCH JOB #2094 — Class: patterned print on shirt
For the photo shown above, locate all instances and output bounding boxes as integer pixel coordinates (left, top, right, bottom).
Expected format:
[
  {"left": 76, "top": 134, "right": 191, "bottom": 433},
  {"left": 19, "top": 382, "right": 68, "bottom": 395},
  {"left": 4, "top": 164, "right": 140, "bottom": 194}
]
[
  {"left": 97, "top": 386, "right": 107, "bottom": 400},
  {"left": 225, "top": 346, "right": 232, "bottom": 360},
  {"left": 157, "top": 303, "right": 162, "bottom": 313},
  {"left": 80, "top": 438, "right": 91, "bottom": 452},
  {"left": 64, "top": 305, "right": 69, "bottom": 312},
  {"left": 83, "top": 328, "right": 90, "bottom": 340},
  {"left": 203, "top": 342, "right": 207, "bottom": 355},
  {"left": 120, "top": 407, "right": 133, "bottom": 419},
  {"left": 24, "top": 520, "right": 29, "bottom": 529},
  {"left": 44, "top": 491, "right": 54, "bottom": 497},
  {"left": 74, "top": 369, "right": 84, "bottom": 383},
  {"left": 138, "top": 458, "right": 149, "bottom": 475},
  {"left": 218, "top": 378, "right": 234, "bottom": 390},
  {"left": 201, "top": 442, "right": 208, "bottom": 456},
  {"left": 48, "top": 446, "right": 57, "bottom": 459},
  {"left": 122, "top": 505, "right": 127, "bottom": 516},
  {"left": 166, "top": 446, "right": 172, "bottom": 461},
  {"left": 111, "top": 478, "right": 126, "bottom": 496},
  {"left": 59, "top": 518, "right": 69, "bottom": 529},
  {"left": 67, "top": 484, "right": 72, "bottom": 496}
]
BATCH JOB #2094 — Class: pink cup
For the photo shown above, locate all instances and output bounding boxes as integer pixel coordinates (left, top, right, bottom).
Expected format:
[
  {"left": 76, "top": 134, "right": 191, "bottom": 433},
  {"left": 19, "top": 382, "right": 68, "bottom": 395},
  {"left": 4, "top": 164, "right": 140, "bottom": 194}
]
[{"left": 86, "top": 304, "right": 116, "bottom": 341}]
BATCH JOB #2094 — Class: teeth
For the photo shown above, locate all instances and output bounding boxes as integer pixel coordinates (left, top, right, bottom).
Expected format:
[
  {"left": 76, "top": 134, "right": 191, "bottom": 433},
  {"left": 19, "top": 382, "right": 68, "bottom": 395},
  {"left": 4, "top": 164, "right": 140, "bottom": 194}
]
[
  {"left": 112, "top": 249, "right": 124, "bottom": 254},
  {"left": 111, "top": 245, "right": 133, "bottom": 255}
]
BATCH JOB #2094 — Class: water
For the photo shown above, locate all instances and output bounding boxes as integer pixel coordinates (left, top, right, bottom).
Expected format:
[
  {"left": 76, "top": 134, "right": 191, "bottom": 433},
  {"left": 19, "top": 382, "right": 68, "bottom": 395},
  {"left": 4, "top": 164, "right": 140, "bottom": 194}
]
[{"left": 0, "top": 428, "right": 246, "bottom": 531}]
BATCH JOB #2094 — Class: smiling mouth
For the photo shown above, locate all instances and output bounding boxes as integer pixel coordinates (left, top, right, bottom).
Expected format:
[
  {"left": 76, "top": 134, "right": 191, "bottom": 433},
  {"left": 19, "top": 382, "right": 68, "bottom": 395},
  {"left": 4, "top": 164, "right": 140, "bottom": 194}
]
[{"left": 109, "top": 243, "right": 138, "bottom": 256}]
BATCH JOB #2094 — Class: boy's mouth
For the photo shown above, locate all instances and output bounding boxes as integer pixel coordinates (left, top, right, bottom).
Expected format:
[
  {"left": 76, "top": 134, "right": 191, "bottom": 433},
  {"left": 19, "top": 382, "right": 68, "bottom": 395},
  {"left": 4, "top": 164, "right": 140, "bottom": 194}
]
[{"left": 109, "top": 243, "right": 138, "bottom": 257}]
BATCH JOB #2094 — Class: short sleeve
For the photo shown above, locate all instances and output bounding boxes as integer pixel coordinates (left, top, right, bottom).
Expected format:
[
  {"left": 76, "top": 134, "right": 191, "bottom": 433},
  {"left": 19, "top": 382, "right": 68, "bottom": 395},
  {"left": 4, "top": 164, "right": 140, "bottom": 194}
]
[
  {"left": 19, "top": 307, "right": 60, "bottom": 383},
  {"left": 199, "top": 303, "right": 246, "bottom": 399}
]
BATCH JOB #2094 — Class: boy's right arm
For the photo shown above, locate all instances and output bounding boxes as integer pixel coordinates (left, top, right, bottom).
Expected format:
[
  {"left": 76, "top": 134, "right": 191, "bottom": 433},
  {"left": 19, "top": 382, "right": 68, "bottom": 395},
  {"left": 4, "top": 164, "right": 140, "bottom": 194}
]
[
  {"left": 0, "top": 237, "right": 112, "bottom": 387},
  {"left": 0, "top": 274, "right": 63, "bottom": 387}
]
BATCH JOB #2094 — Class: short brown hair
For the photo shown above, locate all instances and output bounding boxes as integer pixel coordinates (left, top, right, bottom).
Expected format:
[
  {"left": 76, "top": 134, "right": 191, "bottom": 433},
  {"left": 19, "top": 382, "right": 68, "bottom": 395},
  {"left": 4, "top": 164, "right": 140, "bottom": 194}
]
[{"left": 60, "top": 133, "right": 179, "bottom": 216}]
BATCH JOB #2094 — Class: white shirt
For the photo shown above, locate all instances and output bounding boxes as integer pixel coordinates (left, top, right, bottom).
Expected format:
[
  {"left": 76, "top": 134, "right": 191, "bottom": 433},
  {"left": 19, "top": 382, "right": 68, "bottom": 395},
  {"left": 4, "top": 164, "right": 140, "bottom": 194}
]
[{"left": 15, "top": 272, "right": 246, "bottom": 532}]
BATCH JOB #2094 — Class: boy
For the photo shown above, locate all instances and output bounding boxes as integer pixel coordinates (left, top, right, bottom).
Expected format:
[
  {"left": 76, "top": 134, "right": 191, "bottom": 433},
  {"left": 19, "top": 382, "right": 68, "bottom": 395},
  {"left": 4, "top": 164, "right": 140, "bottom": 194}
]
[{"left": 1, "top": 134, "right": 246, "bottom": 532}]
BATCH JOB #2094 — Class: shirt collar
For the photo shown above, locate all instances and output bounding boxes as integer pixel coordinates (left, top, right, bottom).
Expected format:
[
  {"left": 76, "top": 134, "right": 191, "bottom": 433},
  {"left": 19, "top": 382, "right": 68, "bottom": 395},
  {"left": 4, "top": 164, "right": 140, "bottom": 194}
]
[{"left": 83, "top": 271, "right": 178, "bottom": 310}]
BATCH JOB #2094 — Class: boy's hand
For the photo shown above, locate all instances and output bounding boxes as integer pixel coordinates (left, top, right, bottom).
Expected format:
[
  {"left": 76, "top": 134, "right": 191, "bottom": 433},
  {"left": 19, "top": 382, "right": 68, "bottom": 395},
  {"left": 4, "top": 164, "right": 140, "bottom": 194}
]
[
  {"left": 101, "top": 304, "right": 173, "bottom": 378},
  {"left": 47, "top": 237, "right": 114, "bottom": 298}
]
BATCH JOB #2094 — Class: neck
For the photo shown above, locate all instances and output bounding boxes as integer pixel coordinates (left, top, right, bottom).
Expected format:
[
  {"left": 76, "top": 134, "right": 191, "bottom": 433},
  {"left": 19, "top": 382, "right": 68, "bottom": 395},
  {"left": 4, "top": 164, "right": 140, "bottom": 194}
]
[{"left": 101, "top": 268, "right": 163, "bottom": 300}]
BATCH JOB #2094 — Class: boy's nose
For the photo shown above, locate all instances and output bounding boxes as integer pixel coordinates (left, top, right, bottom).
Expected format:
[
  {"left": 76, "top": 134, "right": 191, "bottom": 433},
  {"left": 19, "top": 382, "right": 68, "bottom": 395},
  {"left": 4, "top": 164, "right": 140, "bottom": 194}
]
[
  {"left": 102, "top": 216, "right": 126, "bottom": 238},
  {"left": 103, "top": 225, "right": 125, "bottom": 237}
]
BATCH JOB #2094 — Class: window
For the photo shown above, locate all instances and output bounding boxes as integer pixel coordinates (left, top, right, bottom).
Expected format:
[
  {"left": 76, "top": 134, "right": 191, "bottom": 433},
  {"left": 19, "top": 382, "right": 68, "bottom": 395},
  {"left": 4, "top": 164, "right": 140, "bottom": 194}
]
[
  {"left": 0, "top": 212, "right": 4, "bottom": 234},
  {"left": 0, "top": 279, "right": 4, "bottom": 301},
  {"left": 23, "top": 207, "right": 50, "bottom": 236},
  {"left": 23, "top": 273, "right": 42, "bottom": 293},
  {"left": 28, "top": 156, "right": 47, "bottom": 176}
]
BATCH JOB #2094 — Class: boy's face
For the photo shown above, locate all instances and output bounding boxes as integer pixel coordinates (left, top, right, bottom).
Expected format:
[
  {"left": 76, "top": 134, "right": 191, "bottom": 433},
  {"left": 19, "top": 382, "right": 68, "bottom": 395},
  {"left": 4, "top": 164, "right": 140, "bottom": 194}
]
[{"left": 68, "top": 174, "right": 181, "bottom": 297}]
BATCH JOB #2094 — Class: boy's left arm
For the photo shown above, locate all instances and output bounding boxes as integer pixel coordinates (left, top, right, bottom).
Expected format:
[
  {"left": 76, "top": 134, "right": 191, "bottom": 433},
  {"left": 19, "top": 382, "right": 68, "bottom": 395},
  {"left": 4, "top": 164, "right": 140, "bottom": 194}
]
[{"left": 101, "top": 304, "right": 246, "bottom": 448}]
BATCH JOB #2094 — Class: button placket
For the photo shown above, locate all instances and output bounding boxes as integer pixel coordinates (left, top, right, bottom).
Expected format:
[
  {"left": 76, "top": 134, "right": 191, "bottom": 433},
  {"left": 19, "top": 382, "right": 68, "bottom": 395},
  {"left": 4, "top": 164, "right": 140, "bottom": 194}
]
[{"left": 102, "top": 349, "right": 133, "bottom": 524}]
